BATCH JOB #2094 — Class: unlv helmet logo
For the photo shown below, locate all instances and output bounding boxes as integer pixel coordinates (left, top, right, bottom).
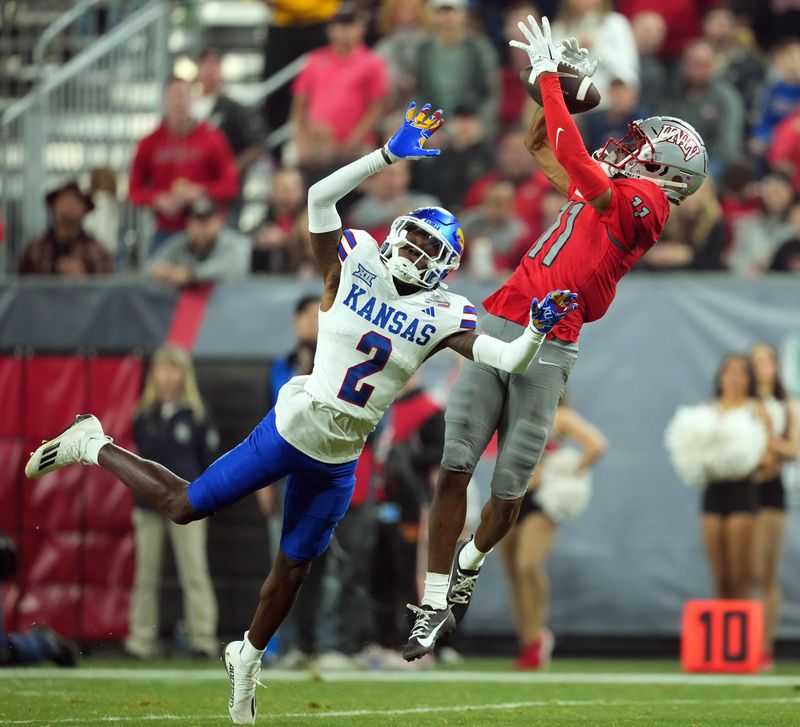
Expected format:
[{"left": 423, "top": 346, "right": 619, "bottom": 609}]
[{"left": 656, "top": 123, "right": 701, "bottom": 162}]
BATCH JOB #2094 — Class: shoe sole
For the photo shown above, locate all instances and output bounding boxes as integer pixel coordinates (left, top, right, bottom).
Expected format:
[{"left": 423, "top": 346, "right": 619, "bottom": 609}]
[
  {"left": 402, "top": 610, "right": 457, "bottom": 662},
  {"left": 24, "top": 414, "right": 100, "bottom": 479}
]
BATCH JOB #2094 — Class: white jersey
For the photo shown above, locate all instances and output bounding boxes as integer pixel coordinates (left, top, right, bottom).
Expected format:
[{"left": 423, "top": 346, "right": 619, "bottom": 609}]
[{"left": 275, "top": 228, "right": 477, "bottom": 463}]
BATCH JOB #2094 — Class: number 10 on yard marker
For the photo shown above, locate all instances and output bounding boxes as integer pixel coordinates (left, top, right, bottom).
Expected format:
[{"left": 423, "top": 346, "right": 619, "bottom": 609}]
[{"left": 681, "top": 600, "right": 763, "bottom": 673}]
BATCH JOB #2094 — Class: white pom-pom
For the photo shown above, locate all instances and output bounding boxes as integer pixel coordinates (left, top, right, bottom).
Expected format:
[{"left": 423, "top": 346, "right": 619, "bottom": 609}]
[
  {"left": 535, "top": 447, "right": 592, "bottom": 522},
  {"left": 665, "top": 404, "right": 719, "bottom": 487},
  {"left": 708, "top": 409, "right": 768, "bottom": 481},
  {"left": 665, "top": 403, "right": 768, "bottom": 487}
]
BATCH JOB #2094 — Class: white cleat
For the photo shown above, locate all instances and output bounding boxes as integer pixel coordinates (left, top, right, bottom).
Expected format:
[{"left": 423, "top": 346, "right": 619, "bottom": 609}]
[
  {"left": 224, "top": 641, "right": 264, "bottom": 725},
  {"left": 25, "top": 414, "right": 110, "bottom": 479}
]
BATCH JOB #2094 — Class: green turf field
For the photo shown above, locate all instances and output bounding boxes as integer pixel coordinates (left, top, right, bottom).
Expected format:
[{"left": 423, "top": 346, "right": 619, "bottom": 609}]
[{"left": 2, "top": 658, "right": 800, "bottom": 726}]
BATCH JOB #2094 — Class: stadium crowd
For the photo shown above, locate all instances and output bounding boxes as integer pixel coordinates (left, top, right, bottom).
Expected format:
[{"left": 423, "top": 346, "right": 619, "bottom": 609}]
[{"left": 14, "top": 0, "right": 800, "bottom": 279}]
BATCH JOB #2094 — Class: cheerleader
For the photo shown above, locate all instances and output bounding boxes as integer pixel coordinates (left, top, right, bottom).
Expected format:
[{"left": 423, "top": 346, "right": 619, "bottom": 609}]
[
  {"left": 498, "top": 398, "right": 607, "bottom": 670},
  {"left": 750, "top": 343, "right": 800, "bottom": 669},
  {"left": 666, "top": 355, "right": 770, "bottom": 602}
]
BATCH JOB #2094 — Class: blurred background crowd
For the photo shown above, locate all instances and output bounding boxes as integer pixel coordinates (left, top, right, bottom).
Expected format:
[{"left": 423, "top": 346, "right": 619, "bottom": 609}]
[{"left": 5, "top": 0, "right": 800, "bottom": 280}]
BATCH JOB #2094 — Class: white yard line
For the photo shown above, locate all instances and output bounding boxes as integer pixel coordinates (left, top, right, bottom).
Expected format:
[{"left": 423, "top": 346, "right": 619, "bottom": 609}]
[
  {"left": 3, "top": 697, "right": 800, "bottom": 725},
  {"left": 1, "top": 668, "right": 800, "bottom": 687}
]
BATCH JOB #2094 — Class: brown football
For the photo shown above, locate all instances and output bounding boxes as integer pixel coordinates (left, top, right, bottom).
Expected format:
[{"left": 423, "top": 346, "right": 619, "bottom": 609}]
[{"left": 520, "top": 63, "right": 601, "bottom": 114}]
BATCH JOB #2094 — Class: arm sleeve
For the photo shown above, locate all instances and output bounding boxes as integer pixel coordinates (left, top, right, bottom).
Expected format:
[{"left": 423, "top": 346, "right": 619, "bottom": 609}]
[
  {"left": 307, "top": 149, "right": 390, "bottom": 233},
  {"left": 539, "top": 74, "right": 610, "bottom": 200},
  {"left": 472, "top": 328, "right": 545, "bottom": 374}
]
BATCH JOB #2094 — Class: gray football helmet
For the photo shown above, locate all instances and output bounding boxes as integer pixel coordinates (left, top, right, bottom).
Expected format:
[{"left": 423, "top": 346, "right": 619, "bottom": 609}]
[{"left": 592, "top": 116, "right": 708, "bottom": 204}]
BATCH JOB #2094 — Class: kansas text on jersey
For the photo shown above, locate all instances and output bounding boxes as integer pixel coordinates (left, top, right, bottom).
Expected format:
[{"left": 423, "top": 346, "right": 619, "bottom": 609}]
[{"left": 275, "top": 228, "right": 476, "bottom": 463}]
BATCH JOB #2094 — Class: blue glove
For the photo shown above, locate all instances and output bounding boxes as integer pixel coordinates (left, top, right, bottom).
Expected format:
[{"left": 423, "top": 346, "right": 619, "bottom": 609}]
[
  {"left": 529, "top": 290, "right": 579, "bottom": 335},
  {"left": 385, "top": 102, "right": 444, "bottom": 161}
]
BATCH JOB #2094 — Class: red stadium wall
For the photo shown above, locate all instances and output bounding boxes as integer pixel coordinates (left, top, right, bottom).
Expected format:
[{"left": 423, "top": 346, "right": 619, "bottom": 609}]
[{"left": 0, "top": 354, "right": 143, "bottom": 641}]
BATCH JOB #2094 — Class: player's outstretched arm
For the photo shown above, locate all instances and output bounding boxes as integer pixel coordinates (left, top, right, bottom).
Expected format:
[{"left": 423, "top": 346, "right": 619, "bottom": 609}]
[
  {"left": 510, "top": 16, "right": 611, "bottom": 213},
  {"left": 438, "top": 291, "right": 578, "bottom": 374},
  {"left": 525, "top": 105, "right": 570, "bottom": 197},
  {"left": 307, "top": 102, "right": 444, "bottom": 310}
]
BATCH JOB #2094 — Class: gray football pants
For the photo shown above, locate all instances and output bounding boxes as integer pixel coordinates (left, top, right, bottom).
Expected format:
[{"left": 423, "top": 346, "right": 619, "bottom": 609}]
[{"left": 441, "top": 314, "right": 579, "bottom": 500}]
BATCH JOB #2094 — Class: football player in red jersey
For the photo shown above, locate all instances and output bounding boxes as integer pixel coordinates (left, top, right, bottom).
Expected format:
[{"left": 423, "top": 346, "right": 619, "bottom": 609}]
[{"left": 404, "top": 15, "right": 709, "bottom": 660}]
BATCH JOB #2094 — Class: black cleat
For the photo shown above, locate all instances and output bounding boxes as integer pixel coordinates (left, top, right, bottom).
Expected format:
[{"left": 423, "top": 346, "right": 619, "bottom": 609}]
[
  {"left": 402, "top": 604, "right": 456, "bottom": 661},
  {"left": 447, "top": 536, "right": 482, "bottom": 623}
]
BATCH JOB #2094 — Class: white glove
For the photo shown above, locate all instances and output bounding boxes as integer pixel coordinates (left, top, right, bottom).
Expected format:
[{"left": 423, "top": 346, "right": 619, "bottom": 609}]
[
  {"left": 509, "top": 15, "right": 560, "bottom": 84},
  {"left": 560, "top": 37, "right": 599, "bottom": 78}
]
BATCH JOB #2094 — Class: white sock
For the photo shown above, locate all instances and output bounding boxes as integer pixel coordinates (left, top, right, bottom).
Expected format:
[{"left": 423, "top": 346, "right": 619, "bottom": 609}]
[
  {"left": 421, "top": 572, "right": 449, "bottom": 610},
  {"left": 83, "top": 437, "right": 109, "bottom": 465},
  {"left": 239, "top": 631, "right": 264, "bottom": 664},
  {"left": 458, "top": 538, "right": 490, "bottom": 571}
]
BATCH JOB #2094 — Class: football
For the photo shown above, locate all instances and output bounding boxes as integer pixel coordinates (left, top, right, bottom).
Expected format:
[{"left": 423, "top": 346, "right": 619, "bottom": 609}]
[{"left": 520, "top": 63, "right": 601, "bottom": 114}]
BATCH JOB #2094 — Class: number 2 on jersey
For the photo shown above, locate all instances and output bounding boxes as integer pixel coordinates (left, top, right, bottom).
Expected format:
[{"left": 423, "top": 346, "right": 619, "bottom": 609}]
[
  {"left": 528, "top": 201, "right": 585, "bottom": 266},
  {"left": 338, "top": 331, "right": 393, "bottom": 407}
]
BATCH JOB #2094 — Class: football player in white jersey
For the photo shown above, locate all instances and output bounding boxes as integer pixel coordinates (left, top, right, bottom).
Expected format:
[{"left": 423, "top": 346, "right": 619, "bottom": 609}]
[{"left": 25, "top": 102, "right": 577, "bottom": 725}]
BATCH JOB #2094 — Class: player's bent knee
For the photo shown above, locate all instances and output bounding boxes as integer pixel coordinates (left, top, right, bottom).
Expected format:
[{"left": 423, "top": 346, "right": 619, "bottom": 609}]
[
  {"left": 440, "top": 441, "right": 478, "bottom": 476},
  {"left": 273, "top": 552, "right": 312, "bottom": 592}
]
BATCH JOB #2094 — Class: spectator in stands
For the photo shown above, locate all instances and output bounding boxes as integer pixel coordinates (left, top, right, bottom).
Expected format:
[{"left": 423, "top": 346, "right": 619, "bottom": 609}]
[
  {"left": 719, "top": 160, "right": 760, "bottom": 247},
  {"left": 500, "top": 396, "right": 607, "bottom": 670},
  {"left": 348, "top": 161, "right": 439, "bottom": 242},
  {"left": 326, "top": 426, "right": 382, "bottom": 667},
  {"left": 18, "top": 181, "right": 113, "bottom": 276},
  {"left": 552, "top": 0, "right": 639, "bottom": 100},
  {"left": 129, "top": 76, "right": 239, "bottom": 254},
  {"left": 367, "top": 378, "right": 445, "bottom": 666},
  {"left": 751, "top": 38, "right": 800, "bottom": 158},
  {"left": 749, "top": 342, "right": 800, "bottom": 671},
  {"left": 0, "top": 530, "right": 78, "bottom": 667},
  {"left": 251, "top": 167, "right": 307, "bottom": 274},
  {"left": 84, "top": 166, "right": 121, "bottom": 263},
  {"left": 768, "top": 107, "right": 800, "bottom": 192},
  {"left": 260, "top": 0, "right": 337, "bottom": 136},
  {"left": 730, "top": 171, "right": 796, "bottom": 276},
  {"left": 289, "top": 210, "right": 323, "bottom": 278},
  {"left": 463, "top": 129, "right": 551, "bottom": 237},
  {"left": 630, "top": 11, "right": 668, "bottom": 115},
  {"left": 409, "top": 104, "right": 494, "bottom": 213},
  {"left": 147, "top": 197, "right": 250, "bottom": 287},
  {"left": 616, "top": 0, "right": 714, "bottom": 60},
  {"left": 638, "top": 178, "right": 727, "bottom": 271},
  {"left": 125, "top": 345, "right": 219, "bottom": 660},
  {"left": 268, "top": 294, "right": 319, "bottom": 405},
  {"left": 498, "top": 3, "right": 540, "bottom": 131},
  {"left": 770, "top": 201, "right": 800, "bottom": 272},
  {"left": 729, "top": 0, "right": 800, "bottom": 51},
  {"left": 257, "top": 295, "right": 330, "bottom": 668},
  {"left": 375, "top": 0, "right": 429, "bottom": 110},
  {"left": 194, "top": 47, "right": 265, "bottom": 174},
  {"left": 580, "top": 78, "right": 649, "bottom": 155},
  {"left": 702, "top": 7, "right": 764, "bottom": 117},
  {"left": 461, "top": 180, "right": 530, "bottom": 278},
  {"left": 411, "top": 105, "right": 495, "bottom": 212},
  {"left": 291, "top": 4, "right": 389, "bottom": 166},
  {"left": 412, "top": 0, "right": 500, "bottom": 134},
  {"left": 660, "top": 39, "right": 745, "bottom": 179}
]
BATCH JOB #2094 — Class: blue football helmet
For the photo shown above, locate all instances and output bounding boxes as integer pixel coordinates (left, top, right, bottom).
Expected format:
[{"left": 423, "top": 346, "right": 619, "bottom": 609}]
[{"left": 380, "top": 206, "right": 464, "bottom": 289}]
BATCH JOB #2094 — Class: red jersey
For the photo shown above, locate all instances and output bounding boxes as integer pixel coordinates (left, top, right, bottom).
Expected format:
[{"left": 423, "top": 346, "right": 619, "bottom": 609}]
[
  {"left": 129, "top": 121, "right": 239, "bottom": 232},
  {"left": 483, "top": 177, "right": 670, "bottom": 342}
]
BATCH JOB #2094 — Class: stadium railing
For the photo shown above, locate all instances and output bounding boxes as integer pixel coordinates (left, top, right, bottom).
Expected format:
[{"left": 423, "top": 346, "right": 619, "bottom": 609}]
[{"left": 0, "top": 0, "right": 170, "bottom": 274}]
